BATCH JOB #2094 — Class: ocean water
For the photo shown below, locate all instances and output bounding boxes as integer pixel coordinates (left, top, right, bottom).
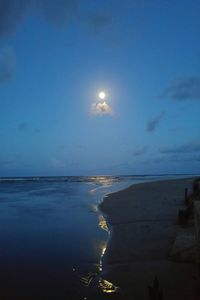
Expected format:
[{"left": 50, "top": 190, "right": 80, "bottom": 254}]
[{"left": 0, "top": 175, "right": 186, "bottom": 299}]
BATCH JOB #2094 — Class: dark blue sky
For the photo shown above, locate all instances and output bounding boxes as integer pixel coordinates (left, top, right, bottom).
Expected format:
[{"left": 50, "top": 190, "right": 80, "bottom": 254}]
[{"left": 0, "top": 0, "right": 200, "bottom": 176}]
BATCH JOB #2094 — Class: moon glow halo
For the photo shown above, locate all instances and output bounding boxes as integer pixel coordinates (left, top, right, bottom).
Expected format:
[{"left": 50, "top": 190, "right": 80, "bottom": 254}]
[{"left": 99, "top": 91, "right": 106, "bottom": 100}]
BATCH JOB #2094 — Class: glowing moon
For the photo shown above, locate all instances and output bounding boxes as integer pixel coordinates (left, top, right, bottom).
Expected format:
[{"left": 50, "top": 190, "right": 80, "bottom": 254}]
[{"left": 99, "top": 91, "right": 106, "bottom": 100}]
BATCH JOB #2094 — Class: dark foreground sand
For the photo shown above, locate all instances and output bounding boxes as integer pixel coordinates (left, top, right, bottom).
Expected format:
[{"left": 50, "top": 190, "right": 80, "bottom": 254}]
[{"left": 99, "top": 178, "right": 200, "bottom": 300}]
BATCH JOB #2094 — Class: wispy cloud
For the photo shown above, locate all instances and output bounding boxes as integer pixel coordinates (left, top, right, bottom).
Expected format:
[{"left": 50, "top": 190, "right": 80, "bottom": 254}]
[
  {"left": 0, "top": 0, "right": 114, "bottom": 38},
  {"left": 0, "top": 46, "right": 16, "bottom": 83},
  {"left": 0, "top": 158, "right": 16, "bottom": 168},
  {"left": 18, "top": 122, "right": 28, "bottom": 131},
  {"left": 0, "top": 0, "right": 81, "bottom": 37},
  {"left": 140, "top": 152, "right": 200, "bottom": 166},
  {"left": 0, "top": 1, "right": 116, "bottom": 83},
  {"left": 0, "top": 0, "right": 31, "bottom": 37},
  {"left": 82, "top": 11, "right": 112, "bottom": 34},
  {"left": 133, "top": 146, "right": 148, "bottom": 156},
  {"left": 50, "top": 158, "right": 66, "bottom": 168},
  {"left": 162, "top": 76, "right": 200, "bottom": 101},
  {"left": 37, "top": 0, "right": 80, "bottom": 26},
  {"left": 91, "top": 101, "right": 113, "bottom": 116},
  {"left": 160, "top": 141, "right": 200, "bottom": 154},
  {"left": 146, "top": 111, "right": 165, "bottom": 133}
]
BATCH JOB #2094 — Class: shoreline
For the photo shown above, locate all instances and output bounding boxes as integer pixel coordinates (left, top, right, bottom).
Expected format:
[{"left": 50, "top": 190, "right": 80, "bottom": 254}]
[
  {"left": 98, "top": 177, "right": 198, "bottom": 299},
  {"left": 99, "top": 177, "right": 196, "bottom": 262}
]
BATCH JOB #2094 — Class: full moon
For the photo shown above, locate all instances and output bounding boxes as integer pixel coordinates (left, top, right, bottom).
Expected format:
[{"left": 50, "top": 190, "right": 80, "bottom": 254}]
[{"left": 99, "top": 91, "right": 106, "bottom": 100}]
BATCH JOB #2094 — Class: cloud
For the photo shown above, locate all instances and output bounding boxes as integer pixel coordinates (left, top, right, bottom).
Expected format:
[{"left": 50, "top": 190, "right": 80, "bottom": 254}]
[
  {"left": 0, "top": 0, "right": 81, "bottom": 37},
  {"left": 91, "top": 101, "right": 113, "bottom": 115},
  {"left": 75, "top": 144, "right": 85, "bottom": 150},
  {"left": 18, "top": 122, "right": 28, "bottom": 130},
  {"left": 81, "top": 11, "right": 121, "bottom": 47},
  {"left": 140, "top": 152, "right": 200, "bottom": 166},
  {"left": 0, "top": 1, "right": 115, "bottom": 82},
  {"left": 82, "top": 12, "right": 112, "bottom": 34},
  {"left": 160, "top": 142, "right": 200, "bottom": 155},
  {"left": 133, "top": 146, "right": 148, "bottom": 156},
  {"left": 148, "top": 141, "right": 200, "bottom": 167},
  {"left": 0, "top": 46, "right": 16, "bottom": 83},
  {"left": 0, "top": 158, "right": 16, "bottom": 168},
  {"left": 162, "top": 76, "right": 200, "bottom": 101},
  {"left": 37, "top": 0, "right": 80, "bottom": 26},
  {"left": 0, "top": 0, "right": 31, "bottom": 37},
  {"left": 146, "top": 111, "right": 165, "bottom": 132},
  {"left": 0, "top": 0, "right": 113, "bottom": 38},
  {"left": 50, "top": 158, "right": 66, "bottom": 168}
]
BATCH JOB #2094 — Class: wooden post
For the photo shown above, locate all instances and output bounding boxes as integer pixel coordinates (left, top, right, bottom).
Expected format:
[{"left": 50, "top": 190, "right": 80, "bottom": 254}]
[
  {"left": 148, "top": 276, "right": 163, "bottom": 300},
  {"left": 194, "top": 202, "right": 200, "bottom": 277},
  {"left": 185, "top": 188, "right": 188, "bottom": 205}
]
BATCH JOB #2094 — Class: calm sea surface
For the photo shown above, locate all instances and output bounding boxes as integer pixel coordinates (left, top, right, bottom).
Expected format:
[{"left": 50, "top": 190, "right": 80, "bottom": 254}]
[{"left": 0, "top": 175, "right": 187, "bottom": 299}]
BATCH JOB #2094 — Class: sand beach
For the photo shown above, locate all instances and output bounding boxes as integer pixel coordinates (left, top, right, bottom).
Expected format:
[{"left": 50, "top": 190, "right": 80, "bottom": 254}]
[{"left": 99, "top": 177, "right": 199, "bottom": 300}]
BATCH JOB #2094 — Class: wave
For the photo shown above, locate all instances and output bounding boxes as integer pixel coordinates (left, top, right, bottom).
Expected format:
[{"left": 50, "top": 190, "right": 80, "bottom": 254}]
[{"left": 0, "top": 174, "right": 190, "bottom": 184}]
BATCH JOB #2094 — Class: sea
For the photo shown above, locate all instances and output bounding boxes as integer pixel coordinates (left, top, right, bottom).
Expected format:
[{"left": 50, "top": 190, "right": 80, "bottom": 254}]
[{"left": 0, "top": 175, "right": 190, "bottom": 299}]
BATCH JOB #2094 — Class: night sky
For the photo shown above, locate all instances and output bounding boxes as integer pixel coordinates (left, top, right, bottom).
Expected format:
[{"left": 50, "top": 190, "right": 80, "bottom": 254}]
[{"left": 0, "top": 0, "right": 200, "bottom": 176}]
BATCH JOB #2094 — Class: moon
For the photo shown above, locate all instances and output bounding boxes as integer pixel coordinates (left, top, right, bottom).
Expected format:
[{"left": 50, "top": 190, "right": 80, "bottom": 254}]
[{"left": 99, "top": 91, "right": 106, "bottom": 100}]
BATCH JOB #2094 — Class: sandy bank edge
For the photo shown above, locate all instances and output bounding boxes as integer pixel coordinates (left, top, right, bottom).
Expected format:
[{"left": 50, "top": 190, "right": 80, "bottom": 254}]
[
  {"left": 98, "top": 177, "right": 197, "bottom": 264},
  {"left": 98, "top": 177, "right": 199, "bottom": 299}
]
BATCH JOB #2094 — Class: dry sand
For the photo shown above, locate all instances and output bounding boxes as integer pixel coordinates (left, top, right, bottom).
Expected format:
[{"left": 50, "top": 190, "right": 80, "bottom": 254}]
[{"left": 99, "top": 178, "right": 199, "bottom": 300}]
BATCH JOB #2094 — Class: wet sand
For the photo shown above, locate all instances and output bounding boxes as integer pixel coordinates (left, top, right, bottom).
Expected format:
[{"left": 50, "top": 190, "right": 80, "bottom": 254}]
[{"left": 99, "top": 178, "right": 199, "bottom": 300}]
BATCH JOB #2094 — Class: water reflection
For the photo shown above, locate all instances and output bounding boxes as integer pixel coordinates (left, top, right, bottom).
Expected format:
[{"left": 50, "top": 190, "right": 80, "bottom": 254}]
[
  {"left": 80, "top": 213, "right": 119, "bottom": 295},
  {"left": 88, "top": 176, "right": 117, "bottom": 196},
  {"left": 89, "top": 176, "right": 119, "bottom": 185},
  {"left": 99, "top": 278, "right": 119, "bottom": 293},
  {"left": 90, "top": 204, "right": 98, "bottom": 212},
  {"left": 98, "top": 215, "right": 109, "bottom": 232},
  {"left": 80, "top": 181, "right": 119, "bottom": 296},
  {"left": 97, "top": 214, "right": 119, "bottom": 294},
  {"left": 98, "top": 243, "right": 106, "bottom": 272},
  {"left": 80, "top": 272, "right": 97, "bottom": 287}
]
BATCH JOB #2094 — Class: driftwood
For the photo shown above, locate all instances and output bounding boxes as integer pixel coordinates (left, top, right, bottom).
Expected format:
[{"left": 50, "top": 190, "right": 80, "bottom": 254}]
[{"left": 148, "top": 277, "right": 163, "bottom": 300}]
